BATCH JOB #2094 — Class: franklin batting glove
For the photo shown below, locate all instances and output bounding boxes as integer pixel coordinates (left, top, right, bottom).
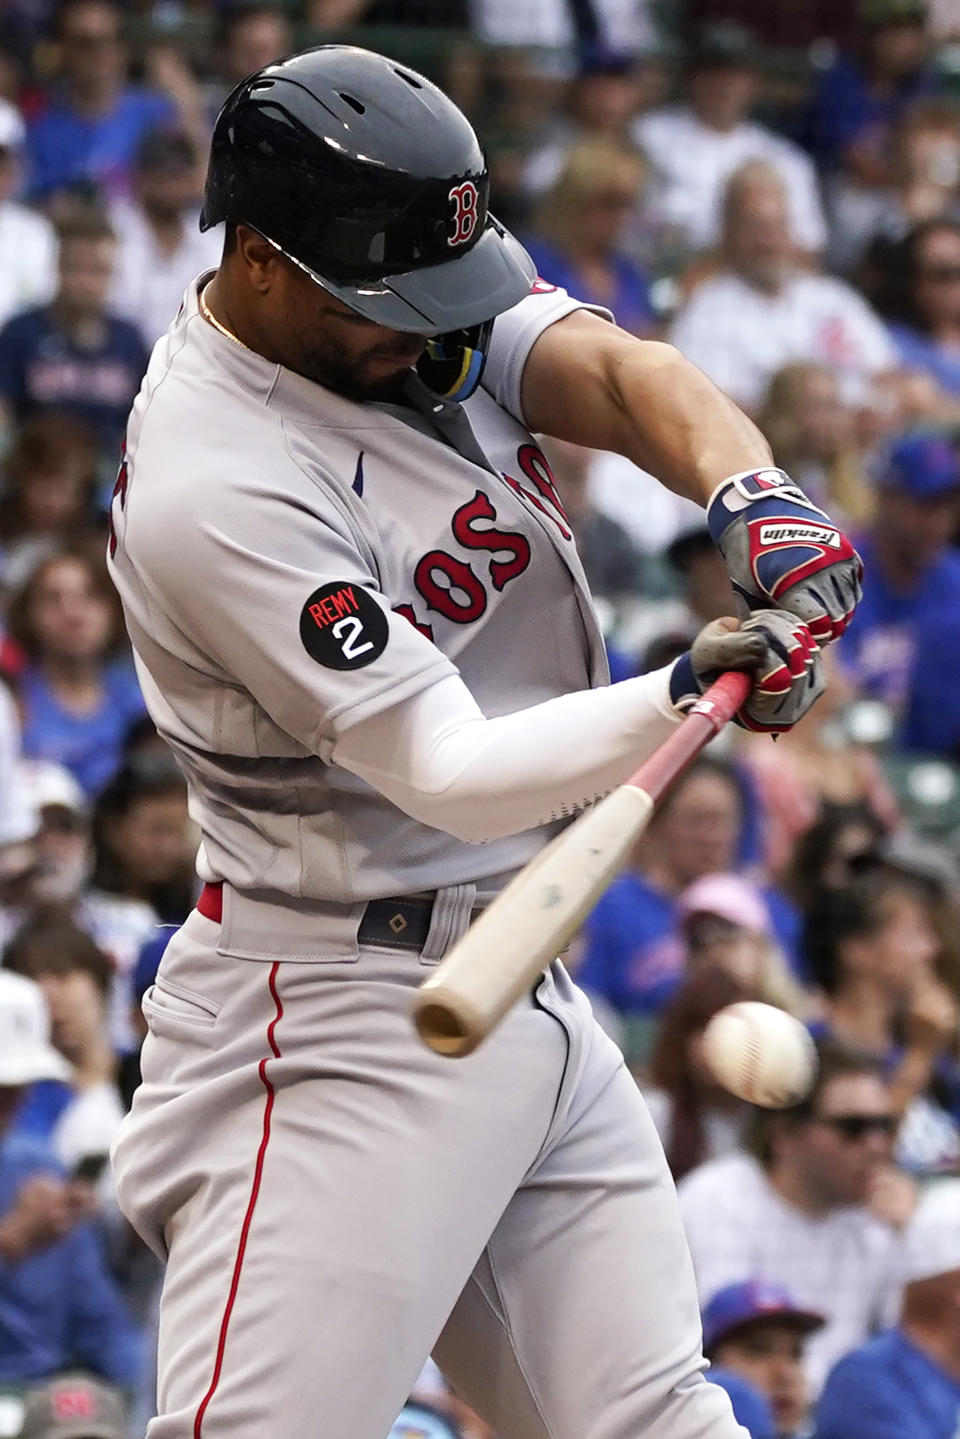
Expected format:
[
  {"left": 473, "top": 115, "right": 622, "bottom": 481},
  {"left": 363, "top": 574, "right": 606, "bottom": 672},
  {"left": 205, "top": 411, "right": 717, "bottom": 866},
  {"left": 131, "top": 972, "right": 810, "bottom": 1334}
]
[
  {"left": 670, "top": 612, "right": 826, "bottom": 735},
  {"left": 706, "top": 468, "right": 863, "bottom": 644}
]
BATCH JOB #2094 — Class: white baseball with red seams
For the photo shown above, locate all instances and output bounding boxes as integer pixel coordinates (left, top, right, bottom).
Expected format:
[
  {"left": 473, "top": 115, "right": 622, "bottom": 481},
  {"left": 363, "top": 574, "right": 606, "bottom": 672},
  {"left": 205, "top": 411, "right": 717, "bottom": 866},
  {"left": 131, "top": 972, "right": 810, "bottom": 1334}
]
[{"left": 702, "top": 1001, "right": 817, "bottom": 1108}]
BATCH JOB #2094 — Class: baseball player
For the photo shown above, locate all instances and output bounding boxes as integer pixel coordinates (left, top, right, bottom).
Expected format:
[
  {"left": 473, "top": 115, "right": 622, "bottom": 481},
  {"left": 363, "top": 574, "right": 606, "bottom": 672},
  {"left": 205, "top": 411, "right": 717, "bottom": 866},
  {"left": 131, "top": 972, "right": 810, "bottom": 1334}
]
[{"left": 107, "top": 46, "right": 862, "bottom": 1439}]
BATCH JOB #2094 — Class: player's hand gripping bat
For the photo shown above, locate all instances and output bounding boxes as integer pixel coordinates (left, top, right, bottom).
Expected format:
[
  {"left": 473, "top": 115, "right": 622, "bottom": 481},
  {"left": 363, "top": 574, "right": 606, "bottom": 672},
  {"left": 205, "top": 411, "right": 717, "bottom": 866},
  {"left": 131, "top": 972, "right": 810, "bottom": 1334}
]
[{"left": 413, "top": 669, "right": 752, "bottom": 1057}]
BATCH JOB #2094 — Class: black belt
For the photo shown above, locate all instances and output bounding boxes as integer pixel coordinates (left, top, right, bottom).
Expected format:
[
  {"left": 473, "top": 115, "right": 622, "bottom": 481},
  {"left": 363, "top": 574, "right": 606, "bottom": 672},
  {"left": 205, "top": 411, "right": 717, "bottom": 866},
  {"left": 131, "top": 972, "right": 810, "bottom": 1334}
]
[
  {"left": 358, "top": 894, "right": 481, "bottom": 952},
  {"left": 198, "top": 884, "right": 480, "bottom": 956}
]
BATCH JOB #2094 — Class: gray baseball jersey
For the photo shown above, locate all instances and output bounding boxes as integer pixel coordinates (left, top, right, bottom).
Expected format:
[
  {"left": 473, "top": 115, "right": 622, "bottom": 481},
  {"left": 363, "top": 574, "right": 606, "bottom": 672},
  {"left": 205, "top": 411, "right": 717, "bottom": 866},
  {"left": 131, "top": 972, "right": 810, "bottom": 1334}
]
[
  {"left": 108, "top": 276, "right": 607, "bottom": 904},
  {"left": 110, "top": 273, "right": 748, "bottom": 1439}
]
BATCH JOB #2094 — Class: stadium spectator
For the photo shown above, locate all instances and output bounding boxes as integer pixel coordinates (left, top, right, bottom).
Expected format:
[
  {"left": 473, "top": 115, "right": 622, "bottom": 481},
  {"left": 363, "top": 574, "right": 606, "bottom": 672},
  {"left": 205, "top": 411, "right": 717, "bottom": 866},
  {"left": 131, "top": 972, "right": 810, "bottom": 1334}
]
[
  {"left": 634, "top": 21, "right": 826, "bottom": 260},
  {"left": 664, "top": 526, "right": 739, "bottom": 625},
  {"left": 678, "top": 1041, "right": 907, "bottom": 1394},
  {"left": 0, "top": 969, "right": 139, "bottom": 1387},
  {"left": 830, "top": 100, "right": 960, "bottom": 277},
  {"left": 614, "top": 520, "right": 736, "bottom": 681},
  {"left": 0, "top": 207, "right": 149, "bottom": 457},
  {"left": 581, "top": 447, "right": 706, "bottom": 566},
  {"left": 0, "top": 754, "right": 164, "bottom": 1059},
  {"left": 577, "top": 756, "right": 796, "bottom": 1018},
  {"left": 0, "top": 98, "right": 57, "bottom": 327},
  {"left": 677, "top": 875, "right": 805, "bottom": 1013},
  {"left": 18, "top": 1371, "right": 127, "bottom": 1439},
  {"left": 803, "top": 875, "right": 960, "bottom": 1172},
  {"left": 89, "top": 754, "right": 195, "bottom": 926},
  {"left": 805, "top": 0, "right": 938, "bottom": 183},
  {"left": 757, "top": 363, "right": 874, "bottom": 530},
  {"left": 701, "top": 1281, "right": 824, "bottom": 1439},
  {"left": 521, "top": 42, "right": 652, "bottom": 190},
  {"left": 838, "top": 432, "right": 960, "bottom": 721},
  {"left": 0, "top": 413, "right": 99, "bottom": 593},
  {"left": 815, "top": 1178, "right": 960, "bottom": 1437},
  {"left": 669, "top": 162, "right": 899, "bottom": 415},
  {"left": 577, "top": 757, "right": 745, "bottom": 1015},
  {"left": 108, "top": 130, "right": 221, "bottom": 348},
  {"left": 4, "top": 916, "right": 123, "bottom": 1170},
  {"left": 206, "top": 3, "right": 294, "bottom": 119},
  {"left": 739, "top": 648, "right": 900, "bottom": 882},
  {"left": 469, "top": 0, "right": 657, "bottom": 54},
  {"left": 784, "top": 804, "right": 889, "bottom": 914},
  {"left": 24, "top": 0, "right": 180, "bottom": 206},
  {"left": 18, "top": 760, "right": 90, "bottom": 907},
  {"left": 880, "top": 218, "right": 960, "bottom": 397},
  {"left": 523, "top": 137, "right": 656, "bottom": 337},
  {"left": 7, "top": 546, "right": 147, "bottom": 798},
  {"left": 641, "top": 965, "right": 755, "bottom": 1180}
]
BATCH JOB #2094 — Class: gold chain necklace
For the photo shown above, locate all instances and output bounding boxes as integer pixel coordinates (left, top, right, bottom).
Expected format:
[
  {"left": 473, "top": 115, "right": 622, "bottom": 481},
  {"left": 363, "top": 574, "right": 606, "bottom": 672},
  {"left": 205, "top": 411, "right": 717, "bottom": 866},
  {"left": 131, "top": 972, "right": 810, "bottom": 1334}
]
[{"left": 198, "top": 285, "right": 250, "bottom": 351}]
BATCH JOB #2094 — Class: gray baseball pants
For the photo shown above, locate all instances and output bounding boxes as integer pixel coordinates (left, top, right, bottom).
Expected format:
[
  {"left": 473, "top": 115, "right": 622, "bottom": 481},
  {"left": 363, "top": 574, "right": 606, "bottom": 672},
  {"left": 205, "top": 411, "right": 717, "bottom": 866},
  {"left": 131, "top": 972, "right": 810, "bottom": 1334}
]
[{"left": 113, "top": 895, "right": 747, "bottom": 1439}]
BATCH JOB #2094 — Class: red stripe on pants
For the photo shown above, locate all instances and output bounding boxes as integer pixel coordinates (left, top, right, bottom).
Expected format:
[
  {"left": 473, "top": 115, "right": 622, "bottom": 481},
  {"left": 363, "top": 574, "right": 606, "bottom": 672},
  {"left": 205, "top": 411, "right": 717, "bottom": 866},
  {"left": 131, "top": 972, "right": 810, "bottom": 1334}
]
[{"left": 193, "top": 962, "right": 283, "bottom": 1437}]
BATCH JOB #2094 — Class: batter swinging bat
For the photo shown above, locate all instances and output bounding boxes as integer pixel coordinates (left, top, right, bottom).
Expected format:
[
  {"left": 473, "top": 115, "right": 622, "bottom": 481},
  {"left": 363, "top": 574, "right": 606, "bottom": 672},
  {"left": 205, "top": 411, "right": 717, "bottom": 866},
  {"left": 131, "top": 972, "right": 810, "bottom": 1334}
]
[{"left": 413, "top": 670, "right": 752, "bottom": 1057}]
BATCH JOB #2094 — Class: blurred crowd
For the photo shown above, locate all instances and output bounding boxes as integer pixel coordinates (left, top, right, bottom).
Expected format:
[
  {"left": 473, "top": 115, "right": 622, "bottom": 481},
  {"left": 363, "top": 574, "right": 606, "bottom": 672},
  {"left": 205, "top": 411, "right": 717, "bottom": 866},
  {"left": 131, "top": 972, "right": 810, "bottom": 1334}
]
[{"left": 0, "top": 0, "right": 958, "bottom": 1437}]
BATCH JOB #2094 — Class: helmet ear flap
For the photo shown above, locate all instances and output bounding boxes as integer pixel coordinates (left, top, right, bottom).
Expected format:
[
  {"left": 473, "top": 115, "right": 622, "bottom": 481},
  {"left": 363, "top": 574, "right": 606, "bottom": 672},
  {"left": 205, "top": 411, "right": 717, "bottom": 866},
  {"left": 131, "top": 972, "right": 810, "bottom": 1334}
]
[{"left": 416, "top": 319, "right": 492, "bottom": 401}]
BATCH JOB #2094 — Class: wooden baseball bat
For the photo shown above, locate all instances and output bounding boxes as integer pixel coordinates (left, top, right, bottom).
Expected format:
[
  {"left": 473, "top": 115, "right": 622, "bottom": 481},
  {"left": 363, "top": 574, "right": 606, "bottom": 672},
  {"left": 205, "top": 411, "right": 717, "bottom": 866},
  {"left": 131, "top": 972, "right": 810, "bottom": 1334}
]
[{"left": 413, "top": 670, "right": 752, "bottom": 1057}]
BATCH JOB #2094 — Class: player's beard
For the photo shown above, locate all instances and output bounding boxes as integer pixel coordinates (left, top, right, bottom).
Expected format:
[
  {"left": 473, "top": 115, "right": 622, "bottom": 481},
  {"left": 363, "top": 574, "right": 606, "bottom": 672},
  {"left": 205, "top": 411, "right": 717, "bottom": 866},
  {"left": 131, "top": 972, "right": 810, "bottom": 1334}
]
[{"left": 294, "top": 327, "right": 427, "bottom": 402}]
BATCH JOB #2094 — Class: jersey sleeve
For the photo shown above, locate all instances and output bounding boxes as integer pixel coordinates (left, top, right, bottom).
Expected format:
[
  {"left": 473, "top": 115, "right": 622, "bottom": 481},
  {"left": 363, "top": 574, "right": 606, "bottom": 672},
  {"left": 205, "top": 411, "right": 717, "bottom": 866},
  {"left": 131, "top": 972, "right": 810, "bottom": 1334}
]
[
  {"left": 129, "top": 473, "right": 456, "bottom": 756},
  {"left": 482, "top": 283, "right": 612, "bottom": 426}
]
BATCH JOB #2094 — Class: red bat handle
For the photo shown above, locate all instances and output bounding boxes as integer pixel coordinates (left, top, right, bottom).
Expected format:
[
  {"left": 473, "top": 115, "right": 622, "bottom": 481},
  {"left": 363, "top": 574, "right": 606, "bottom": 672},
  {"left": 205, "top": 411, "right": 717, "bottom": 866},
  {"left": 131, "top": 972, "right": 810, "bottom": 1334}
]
[{"left": 626, "top": 669, "right": 752, "bottom": 807}]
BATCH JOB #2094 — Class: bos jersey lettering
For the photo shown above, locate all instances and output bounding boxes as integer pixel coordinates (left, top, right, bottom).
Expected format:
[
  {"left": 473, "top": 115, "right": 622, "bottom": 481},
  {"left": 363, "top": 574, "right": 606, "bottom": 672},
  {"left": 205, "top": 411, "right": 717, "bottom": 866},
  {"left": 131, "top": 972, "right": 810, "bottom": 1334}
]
[{"left": 108, "top": 278, "right": 610, "bottom": 903}]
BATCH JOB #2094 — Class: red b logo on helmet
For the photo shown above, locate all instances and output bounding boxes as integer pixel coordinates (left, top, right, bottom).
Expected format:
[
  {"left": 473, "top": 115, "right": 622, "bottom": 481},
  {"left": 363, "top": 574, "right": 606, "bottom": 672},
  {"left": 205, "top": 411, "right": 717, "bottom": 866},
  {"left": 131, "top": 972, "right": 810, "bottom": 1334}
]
[{"left": 448, "top": 181, "right": 479, "bottom": 246}]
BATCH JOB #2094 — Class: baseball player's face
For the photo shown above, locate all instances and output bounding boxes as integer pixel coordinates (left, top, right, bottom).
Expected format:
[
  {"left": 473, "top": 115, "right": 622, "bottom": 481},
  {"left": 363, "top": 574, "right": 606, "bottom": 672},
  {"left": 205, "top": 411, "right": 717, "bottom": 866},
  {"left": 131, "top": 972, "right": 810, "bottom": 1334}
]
[{"left": 268, "top": 260, "right": 430, "bottom": 401}]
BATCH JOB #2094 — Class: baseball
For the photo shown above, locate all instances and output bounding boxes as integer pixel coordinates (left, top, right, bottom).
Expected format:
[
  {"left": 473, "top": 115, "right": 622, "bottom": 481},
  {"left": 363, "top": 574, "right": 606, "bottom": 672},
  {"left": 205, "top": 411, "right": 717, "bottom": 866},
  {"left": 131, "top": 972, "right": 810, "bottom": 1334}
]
[{"left": 702, "top": 1001, "right": 817, "bottom": 1108}]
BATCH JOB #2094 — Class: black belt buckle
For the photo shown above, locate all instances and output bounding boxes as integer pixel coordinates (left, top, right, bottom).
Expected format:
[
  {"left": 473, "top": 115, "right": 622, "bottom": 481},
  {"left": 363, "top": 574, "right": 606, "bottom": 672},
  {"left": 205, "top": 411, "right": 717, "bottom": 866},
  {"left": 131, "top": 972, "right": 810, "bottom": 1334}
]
[{"left": 358, "top": 895, "right": 435, "bottom": 951}]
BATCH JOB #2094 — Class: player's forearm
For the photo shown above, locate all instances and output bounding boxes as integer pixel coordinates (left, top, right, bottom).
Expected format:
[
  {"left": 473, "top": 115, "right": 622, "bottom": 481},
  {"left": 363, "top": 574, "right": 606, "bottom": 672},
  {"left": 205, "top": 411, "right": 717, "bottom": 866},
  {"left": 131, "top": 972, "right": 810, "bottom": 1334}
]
[
  {"left": 332, "top": 669, "right": 681, "bottom": 845},
  {"left": 604, "top": 342, "right": 773, "bottom": 506},
  {"left": 522, "top": 314, "right": 772, "bottom": 507}
]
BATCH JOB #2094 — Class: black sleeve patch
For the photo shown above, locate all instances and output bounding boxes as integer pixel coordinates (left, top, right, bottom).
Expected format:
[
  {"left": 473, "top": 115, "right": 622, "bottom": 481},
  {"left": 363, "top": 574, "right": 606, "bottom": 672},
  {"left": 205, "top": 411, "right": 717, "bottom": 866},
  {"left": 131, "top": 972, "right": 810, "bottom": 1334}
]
[{"left": 300, "top": 582, "right": 388, "bottom": 670}]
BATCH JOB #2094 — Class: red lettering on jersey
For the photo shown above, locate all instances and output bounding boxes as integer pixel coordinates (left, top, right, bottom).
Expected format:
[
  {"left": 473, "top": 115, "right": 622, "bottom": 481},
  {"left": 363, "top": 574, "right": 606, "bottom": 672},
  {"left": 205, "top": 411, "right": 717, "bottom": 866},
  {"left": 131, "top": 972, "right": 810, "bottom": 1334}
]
[
  {"left": 107, "top": 446, "right": 129, "bottom": 558},
  {"left": 448, "top": 181, "right": 480, "bottom": 246},
  {"left": 501, "top": 444, "right": 571, "bottom": 540},
  {"left": 307, "top": 585, "right": 358, "bottom": 628},
  {"left": 394, "top": 602, "right": 434, "bottom": 642},
  {"left": 415, "top": 550, "right": 487, "bottom": 623},
  {"left": 451, "top": 490, "right": 532, "bottom": 591}
]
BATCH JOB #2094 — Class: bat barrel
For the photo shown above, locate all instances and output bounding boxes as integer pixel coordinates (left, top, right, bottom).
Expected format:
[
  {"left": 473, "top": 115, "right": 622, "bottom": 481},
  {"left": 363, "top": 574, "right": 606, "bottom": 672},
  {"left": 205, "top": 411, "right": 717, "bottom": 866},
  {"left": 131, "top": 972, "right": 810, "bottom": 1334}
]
[
  {"left": 413, "top": 669, "right": 753, "bottom": 1058},
  {"left": 413, "top": 785, "right": 654, "bottom": 1055},
  {"left": 413, "top": 1000, "right": 476, "bottom": 1057}
]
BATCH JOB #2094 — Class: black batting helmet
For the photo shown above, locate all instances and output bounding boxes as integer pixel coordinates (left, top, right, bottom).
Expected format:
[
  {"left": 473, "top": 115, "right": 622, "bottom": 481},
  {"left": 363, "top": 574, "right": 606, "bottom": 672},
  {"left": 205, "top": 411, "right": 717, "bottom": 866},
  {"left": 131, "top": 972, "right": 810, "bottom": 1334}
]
[{"left": 201, "top": 46, "right": 536, "bottom": 399}]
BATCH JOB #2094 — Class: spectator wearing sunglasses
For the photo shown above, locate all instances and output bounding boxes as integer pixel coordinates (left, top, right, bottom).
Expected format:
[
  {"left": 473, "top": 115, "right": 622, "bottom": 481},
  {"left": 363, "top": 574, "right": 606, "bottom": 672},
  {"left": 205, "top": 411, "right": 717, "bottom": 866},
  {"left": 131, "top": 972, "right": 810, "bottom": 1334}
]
[
  {"left": 804, "top": 872, "right": 960, "bottom": 1174},
  {"left": 678, "top": 1040, "right": 908, "bottom": 1395},
  {"left": 815, "top": 1178, "right": 960, "bottom": 1438}
]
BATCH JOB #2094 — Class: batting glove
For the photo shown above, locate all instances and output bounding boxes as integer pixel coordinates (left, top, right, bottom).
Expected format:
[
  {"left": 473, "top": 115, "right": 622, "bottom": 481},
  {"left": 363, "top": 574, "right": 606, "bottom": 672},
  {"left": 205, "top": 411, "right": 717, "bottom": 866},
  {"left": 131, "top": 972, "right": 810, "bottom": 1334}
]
[
  {"left": 670, "top": 612, "right": 826, "bottom": 734},
  {"left": 706, "top": 468, "right": 863, "bottom": 644}
]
